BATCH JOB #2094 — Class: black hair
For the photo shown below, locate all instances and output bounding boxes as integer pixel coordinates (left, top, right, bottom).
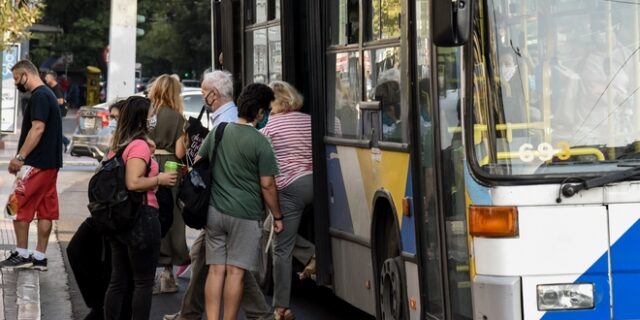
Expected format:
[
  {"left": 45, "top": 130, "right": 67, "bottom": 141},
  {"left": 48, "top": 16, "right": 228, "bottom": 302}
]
[
  {"left": 110, "top": 96, "right": 150, "bottom": 151},
  {"left": 237, "top": 83, "right": 275, "bottom": 122},
  {"left": 109, "top": 99, "right": 126, "bottom": 112}
]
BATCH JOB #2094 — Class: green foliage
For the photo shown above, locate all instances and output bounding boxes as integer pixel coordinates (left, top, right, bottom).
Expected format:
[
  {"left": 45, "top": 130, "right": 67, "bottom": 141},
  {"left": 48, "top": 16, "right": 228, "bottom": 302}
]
[{"left": 0, "top": 0, "right": 44, "bottom": 51}]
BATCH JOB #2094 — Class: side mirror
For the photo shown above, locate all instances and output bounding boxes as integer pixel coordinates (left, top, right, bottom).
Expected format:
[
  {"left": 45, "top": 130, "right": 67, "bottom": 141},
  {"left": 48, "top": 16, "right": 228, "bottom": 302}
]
[{"left": 432, "top": 0, "right": 473, "bottom": 47}]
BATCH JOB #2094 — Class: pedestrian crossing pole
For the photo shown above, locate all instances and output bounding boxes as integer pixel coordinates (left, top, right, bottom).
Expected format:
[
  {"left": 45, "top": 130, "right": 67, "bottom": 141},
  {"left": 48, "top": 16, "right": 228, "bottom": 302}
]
[{"left": 107, "top": 0, "right": 138, "bottom": 102}]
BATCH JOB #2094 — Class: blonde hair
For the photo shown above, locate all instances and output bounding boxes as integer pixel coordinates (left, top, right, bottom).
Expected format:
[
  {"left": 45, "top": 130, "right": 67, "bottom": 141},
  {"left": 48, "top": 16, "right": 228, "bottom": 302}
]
[
  {"left": 148, "top": 74, "right": 184, "bottom": 113},
  {"left": 268, "top": 80, "right": 303, "bottom": 113}
]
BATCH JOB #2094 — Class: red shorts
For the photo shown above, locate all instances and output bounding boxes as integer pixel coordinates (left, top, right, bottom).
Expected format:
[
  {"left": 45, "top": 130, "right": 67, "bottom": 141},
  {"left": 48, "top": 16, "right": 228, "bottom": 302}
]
[{"left": 13, "top": 167, "right": 59, "bottom": 222}]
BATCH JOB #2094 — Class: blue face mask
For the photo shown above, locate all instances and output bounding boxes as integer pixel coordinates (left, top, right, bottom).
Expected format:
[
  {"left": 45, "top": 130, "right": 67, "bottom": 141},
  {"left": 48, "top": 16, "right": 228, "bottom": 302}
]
[
  {"left": 108, "top": 119, "right": 117, "bottom": 130},
  {"left": 256, "top": 110, "right": 270, "bottom": 129}
]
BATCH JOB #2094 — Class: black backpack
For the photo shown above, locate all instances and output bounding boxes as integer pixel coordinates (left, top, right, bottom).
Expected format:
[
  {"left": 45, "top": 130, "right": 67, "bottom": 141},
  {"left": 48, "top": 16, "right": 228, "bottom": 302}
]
[
  {"left": 185, "top": 105, "right": 210, "bottom": 165},
  {"left": 178, "top": 122, "right": 227, "bottom": 229},
  {"left": 87, "top": 142, "right": 149, "bottom": 235}
]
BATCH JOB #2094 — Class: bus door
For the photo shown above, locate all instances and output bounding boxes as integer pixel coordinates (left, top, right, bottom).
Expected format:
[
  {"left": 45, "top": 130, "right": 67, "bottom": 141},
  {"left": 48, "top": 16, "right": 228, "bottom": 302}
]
[
  {"left": 412, "top": 1, "right": 472, "bottom": 319},
  {"left": 325, "top": 0, "right": 413, "bottom": 318}
]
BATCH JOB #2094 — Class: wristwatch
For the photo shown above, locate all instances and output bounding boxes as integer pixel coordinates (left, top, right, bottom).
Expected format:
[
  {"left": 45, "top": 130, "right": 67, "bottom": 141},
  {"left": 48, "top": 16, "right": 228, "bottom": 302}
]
[{"left": 15, "top": 154, "right": 25, "bottom": 162}]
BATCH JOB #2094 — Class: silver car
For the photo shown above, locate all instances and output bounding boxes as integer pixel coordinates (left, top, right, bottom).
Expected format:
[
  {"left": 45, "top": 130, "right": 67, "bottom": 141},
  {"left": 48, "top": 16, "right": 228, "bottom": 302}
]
[{"left": 70, "top": 90, "right": 205, "bottom": 161}]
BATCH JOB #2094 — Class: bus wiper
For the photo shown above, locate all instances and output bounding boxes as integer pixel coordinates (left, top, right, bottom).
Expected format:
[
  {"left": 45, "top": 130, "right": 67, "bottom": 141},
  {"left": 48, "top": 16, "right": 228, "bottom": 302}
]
[{"left": 560, "top": 165, "right": 640, "bottom": 198}]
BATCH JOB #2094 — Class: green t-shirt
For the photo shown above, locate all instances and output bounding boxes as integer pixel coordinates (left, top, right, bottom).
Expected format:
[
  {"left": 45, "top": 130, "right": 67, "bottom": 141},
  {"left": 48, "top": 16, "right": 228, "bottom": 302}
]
[{"left": 198, "top": 123, "right": 279, "bottom": 220}]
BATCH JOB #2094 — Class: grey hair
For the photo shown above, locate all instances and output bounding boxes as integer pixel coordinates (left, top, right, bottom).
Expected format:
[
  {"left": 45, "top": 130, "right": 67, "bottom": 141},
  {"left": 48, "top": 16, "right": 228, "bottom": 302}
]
[{"left": 202, "top": 70, "right": 234, "bottom": 99}]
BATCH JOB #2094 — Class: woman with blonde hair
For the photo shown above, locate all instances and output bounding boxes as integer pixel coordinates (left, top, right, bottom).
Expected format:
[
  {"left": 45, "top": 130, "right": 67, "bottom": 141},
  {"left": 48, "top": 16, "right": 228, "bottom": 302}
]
[
  {"left": 260, "top": 80, "right": 316, "bottom": 320},
  {"left": 147, "top": 74, "right": 190, "bottom": 294}
]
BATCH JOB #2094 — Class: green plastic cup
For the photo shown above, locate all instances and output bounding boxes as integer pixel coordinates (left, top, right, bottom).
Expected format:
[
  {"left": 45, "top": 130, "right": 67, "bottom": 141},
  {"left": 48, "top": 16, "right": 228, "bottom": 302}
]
[{"left": 164, "top": 161, "right": 180, "bottom": 172}]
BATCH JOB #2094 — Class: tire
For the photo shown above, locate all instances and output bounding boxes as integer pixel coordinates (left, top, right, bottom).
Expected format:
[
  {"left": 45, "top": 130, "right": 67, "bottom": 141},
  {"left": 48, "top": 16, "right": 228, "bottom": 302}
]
[{"left": 379, "top": 256, "right": 405, "bottom": 320}]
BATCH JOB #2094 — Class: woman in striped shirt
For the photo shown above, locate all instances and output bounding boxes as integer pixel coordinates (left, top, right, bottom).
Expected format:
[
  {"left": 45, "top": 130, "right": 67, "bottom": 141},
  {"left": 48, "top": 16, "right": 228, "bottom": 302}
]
[{"left": 261, "top": 81, "right": 315, "bottom": 320}]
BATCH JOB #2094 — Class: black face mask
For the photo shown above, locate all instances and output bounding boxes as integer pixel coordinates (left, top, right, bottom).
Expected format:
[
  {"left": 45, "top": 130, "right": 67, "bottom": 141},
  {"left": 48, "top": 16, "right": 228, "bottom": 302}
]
[
  {"left": 16, "top": 74, "right": 27, "bottom": 93},
  {"left": 203, "top": 91, "right": 215, "bottom": 110}
]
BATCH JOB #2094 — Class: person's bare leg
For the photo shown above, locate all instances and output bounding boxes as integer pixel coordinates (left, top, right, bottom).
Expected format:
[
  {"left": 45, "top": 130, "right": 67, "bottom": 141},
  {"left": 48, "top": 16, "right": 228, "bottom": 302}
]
[
  {"left": 205, "top": 264, "right": 225, "bottom": 320},
  {"left": 13, "top": 221, "right": 30, "bottom": 250},
  {"left": 223, "top": 265, "right": 245, "bottom": 320},
  {"left": 36, "top": 219, "right": 52, "bottom": 253}
]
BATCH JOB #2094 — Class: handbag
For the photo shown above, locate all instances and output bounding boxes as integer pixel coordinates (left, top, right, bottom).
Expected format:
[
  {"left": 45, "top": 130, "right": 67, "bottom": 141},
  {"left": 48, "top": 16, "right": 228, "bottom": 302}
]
[
  {"left": 178, "top": 122, "right": 227, "bottom": 229},
  {"left": 185, "top": 105, "right": 210, "bottom": 165}
]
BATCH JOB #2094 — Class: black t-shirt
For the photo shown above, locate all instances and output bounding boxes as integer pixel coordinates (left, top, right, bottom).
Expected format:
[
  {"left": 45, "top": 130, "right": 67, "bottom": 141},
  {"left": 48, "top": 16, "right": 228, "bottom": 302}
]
[
  {"left": 18, "top": 85, "right": 63, "bottom": 169},
  {"left": 50, "top": 84, "right": 64, "bottom": 106}
]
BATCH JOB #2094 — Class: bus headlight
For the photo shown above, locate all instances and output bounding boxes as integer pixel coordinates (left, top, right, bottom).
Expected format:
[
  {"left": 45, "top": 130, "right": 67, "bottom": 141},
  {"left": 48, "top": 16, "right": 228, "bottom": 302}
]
[{"left": 536, "top": 283, "right": 594, "bottom": 311}]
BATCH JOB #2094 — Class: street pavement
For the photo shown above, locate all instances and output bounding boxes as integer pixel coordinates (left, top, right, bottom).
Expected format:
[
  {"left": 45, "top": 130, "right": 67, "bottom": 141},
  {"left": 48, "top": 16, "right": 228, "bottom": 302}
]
[{"left": 0, "top": 109, "right": 374, "bottom": 320}]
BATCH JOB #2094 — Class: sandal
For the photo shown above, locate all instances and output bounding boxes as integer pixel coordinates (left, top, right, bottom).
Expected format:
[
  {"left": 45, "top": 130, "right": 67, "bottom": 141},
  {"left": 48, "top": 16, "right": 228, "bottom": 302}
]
[
  {"left": 274, "top": 308, "right": 295, "bottom": 320},
  {"left": 298, "top": 255, "right": 316, "bottom": 280}
]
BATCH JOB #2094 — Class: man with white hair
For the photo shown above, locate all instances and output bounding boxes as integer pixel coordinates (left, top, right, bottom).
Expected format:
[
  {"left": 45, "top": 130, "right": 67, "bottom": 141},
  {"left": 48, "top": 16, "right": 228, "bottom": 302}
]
[
  {"left": 165, "top": 71, "right": 274, "bottom": 320},
  {"left": 201, "top": 70, "right": 237, "bottom": 126}
]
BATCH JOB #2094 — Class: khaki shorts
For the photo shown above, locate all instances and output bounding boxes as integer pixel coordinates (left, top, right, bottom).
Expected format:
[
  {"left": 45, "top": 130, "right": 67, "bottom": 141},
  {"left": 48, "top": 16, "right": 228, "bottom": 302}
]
[{"left": 205, "top": 205, "right": 262, "bottom": 272}]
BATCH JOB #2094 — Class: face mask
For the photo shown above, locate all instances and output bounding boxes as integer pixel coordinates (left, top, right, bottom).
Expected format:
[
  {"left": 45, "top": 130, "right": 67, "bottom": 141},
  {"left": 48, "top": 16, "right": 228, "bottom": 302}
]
[
  {"left": 204, "top": 91, "right": 215, "bottom": 111},
  {"left": 147, "top": 114, "right": 157, "bottom": 131},
  {"left": 256, "top": 110, "right": 270, "bottom": 129},
  {"left": 108, "top": 119, "right": 117, "bottom": 130},
  {"left": 16, "top": 74, "right": 27, "bottom": 93}
]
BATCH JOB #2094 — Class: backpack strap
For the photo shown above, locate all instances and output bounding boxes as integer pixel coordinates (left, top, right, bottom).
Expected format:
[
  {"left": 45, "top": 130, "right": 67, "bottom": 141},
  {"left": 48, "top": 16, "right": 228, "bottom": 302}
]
[{"left": 211, "top": 122, "right": 228, "bottom": 166}]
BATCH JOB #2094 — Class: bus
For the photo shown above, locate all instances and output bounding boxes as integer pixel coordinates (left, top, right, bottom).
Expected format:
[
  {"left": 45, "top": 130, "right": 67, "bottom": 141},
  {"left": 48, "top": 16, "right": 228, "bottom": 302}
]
[{"left": 211, "top": 0, "right": 640, "bottom": 319}]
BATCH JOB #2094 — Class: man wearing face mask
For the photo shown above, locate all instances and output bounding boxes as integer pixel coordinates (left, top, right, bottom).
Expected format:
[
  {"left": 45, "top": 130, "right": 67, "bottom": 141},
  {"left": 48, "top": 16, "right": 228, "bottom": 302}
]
[
  {"left": 164, "top": 70, "right": 276, "bottom": 320},
  {"left": 202, "top": 70, "right": 238, "bottom": 126},
  {"left": 2, "top": 60, "right": 63, "bottom": 271}
]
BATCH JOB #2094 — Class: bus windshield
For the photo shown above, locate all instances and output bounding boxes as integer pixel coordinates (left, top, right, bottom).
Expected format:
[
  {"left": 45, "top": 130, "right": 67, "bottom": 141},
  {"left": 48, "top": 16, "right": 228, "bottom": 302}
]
[{"left": 471, "top": 0, "right": 640, "bottom": 178}]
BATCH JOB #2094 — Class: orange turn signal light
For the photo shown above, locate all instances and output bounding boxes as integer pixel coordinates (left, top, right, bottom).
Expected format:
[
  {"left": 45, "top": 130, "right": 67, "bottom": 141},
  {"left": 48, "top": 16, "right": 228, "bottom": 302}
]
[{"left": 469, "top": 206, "right": 518, "bottom": 238}]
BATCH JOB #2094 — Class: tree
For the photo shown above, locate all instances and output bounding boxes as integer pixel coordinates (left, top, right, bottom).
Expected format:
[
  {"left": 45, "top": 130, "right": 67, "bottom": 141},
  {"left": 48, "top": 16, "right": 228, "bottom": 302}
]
[{"left": 0, "top": 0, "right": 44, "bottom": 51}]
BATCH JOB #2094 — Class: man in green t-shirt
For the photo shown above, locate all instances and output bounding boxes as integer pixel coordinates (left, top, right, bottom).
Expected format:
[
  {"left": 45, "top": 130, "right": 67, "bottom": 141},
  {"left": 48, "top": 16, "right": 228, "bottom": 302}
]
[{"left": 196, "top": 83, "right": 284, "bottom": 320}]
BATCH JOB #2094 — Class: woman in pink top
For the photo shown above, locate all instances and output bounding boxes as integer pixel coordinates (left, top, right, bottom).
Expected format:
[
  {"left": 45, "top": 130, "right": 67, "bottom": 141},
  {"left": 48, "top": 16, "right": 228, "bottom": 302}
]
[
  {"left": 261, "top": 81, "right": 315, "bottom": 320},
  {"left": 103, "top": 96, "right": 177, "bottom": 319}
]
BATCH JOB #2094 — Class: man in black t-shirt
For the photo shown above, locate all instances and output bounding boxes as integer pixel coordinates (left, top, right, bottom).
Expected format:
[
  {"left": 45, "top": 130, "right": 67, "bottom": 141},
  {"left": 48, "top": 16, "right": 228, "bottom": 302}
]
[
  {"left": 1, "top": 60, "right": 63, "bottom": 272},
  {"left": 44, "top": 70, "right": 70, "bottom": 152}
]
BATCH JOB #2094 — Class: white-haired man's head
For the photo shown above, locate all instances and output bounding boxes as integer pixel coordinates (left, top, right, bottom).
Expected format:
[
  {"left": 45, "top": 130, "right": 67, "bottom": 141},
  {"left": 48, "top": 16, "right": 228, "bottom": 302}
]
[{"left": 201, "top": 70, "right": 234, "bottom": 111}]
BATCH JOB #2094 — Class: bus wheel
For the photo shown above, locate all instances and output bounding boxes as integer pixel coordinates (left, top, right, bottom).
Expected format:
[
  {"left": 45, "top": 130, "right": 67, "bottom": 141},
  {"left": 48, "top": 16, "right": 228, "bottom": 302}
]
[{"left": 379, "top": 256, "right": 404, "bottom": 320}]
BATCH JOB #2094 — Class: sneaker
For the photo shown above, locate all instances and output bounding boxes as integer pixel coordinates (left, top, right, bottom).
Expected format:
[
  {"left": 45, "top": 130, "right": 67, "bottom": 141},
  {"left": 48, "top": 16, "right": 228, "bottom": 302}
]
[
  {"left": 163, "top": 312, "right": 180, "bottom": 320},
  {"left": 31, "top": 257, "right": 48, "bottom": 271},
  {"left": 0, "top": 251, "right": 33, "bottom": 269}
]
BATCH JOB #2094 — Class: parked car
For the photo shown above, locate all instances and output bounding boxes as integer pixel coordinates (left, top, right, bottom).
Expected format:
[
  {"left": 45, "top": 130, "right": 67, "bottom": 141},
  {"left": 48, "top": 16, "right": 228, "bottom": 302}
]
[
  {"left": 181, "top": 79, "right": 200, "bottom": 88},
  {"left": 70, "top": 89, "right": 205, "bottom": 161}
]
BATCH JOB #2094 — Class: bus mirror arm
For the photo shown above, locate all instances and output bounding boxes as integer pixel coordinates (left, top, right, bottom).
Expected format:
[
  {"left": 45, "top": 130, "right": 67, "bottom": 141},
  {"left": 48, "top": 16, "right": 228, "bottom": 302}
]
[{"left": 559, "top": 166, "right": 640, "bottom": 200}]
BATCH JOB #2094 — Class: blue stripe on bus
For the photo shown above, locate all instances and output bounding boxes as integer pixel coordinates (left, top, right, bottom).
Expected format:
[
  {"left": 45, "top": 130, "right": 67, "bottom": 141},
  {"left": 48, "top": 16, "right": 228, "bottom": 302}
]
[
  {"left": 326, "top": 145, "right": 354, "bottom": 233},
  {"left": 610, "top": 218, "right": 640, "bottom": 319},
  {"left": 540, "top": 252, "right": 610, "bottom": 320},
  {"left": 464, "top": 164, "right": 491, "bottom": 205},
  {"left": 401, "top": 166, "right": 416, "bottom": 254}
]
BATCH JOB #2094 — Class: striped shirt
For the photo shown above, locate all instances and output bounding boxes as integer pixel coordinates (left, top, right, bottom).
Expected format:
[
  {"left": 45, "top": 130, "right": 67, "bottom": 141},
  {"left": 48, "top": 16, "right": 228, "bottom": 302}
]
[{"left": 260, "top": 112, "right": 313, "bottom": 190}]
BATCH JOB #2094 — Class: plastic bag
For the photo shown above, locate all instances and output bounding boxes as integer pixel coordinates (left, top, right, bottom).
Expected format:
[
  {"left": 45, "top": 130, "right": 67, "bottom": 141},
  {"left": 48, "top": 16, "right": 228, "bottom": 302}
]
[{"left": 5, "top": 165, "right": 33, "bottom": 220}]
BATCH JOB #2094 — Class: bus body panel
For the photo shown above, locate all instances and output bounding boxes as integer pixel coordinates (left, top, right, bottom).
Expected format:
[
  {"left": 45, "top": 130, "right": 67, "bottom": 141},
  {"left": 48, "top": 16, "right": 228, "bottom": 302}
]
[
  {"left": 330, "top": 236, "right": 376, "bottom": 316},
  {"left": 491, "top": 185, "right": 604, "bottom": 207},
  {"left": 474, "top": 205, "right": 609, "bottom": 276},
  {"left": 609, "top": 203, "right": 640, "bottom": 320},
  {"left": 404, "top": 260, "right": 421, "bottom": 320},
  {"left": 325, "top": 144, "right": 412, "bottom": 239}
]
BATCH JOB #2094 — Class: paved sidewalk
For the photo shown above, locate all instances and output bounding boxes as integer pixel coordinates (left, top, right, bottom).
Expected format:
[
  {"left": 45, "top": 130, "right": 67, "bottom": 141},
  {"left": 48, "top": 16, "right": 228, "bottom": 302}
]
[{"left": 0, "top": 218, "right": 42, "bottom": 320}]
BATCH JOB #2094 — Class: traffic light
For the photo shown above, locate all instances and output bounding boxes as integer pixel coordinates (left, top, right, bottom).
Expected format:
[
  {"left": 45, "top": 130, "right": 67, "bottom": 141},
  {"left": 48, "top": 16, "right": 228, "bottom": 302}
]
[{"left": 136, "top": 15, "right": 145, "bottom": 37}]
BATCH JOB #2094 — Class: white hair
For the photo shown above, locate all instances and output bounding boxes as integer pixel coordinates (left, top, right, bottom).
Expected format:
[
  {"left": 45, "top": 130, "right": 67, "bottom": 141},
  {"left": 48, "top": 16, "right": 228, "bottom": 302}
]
[{"left": 202, "top": 70, "right": 234, "bottom": 99}]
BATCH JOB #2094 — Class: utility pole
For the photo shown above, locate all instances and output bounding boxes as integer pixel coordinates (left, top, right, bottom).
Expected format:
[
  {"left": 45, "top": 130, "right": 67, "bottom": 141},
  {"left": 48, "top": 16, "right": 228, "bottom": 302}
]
[{"left": 107, "top": 0, "right": 138, "bottom": 101}]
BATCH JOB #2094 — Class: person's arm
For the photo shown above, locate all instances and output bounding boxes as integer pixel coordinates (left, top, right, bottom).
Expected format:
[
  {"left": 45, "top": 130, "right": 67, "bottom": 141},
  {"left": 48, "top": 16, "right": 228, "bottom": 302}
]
[
  {"left": 125, "top": 157, "right": 177, "bottom": 191},
  {"left": 57, "top": 98, "right": 64, "bottom": 105},
  {"left": 17, "top": 120, "right": 45, "bottom": 158},
  {"left": 260, "top": 176, "right": 284, "bottom": 233},
  {"left": 175, "top": 133, "right": 187, "bottom": 160}
]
